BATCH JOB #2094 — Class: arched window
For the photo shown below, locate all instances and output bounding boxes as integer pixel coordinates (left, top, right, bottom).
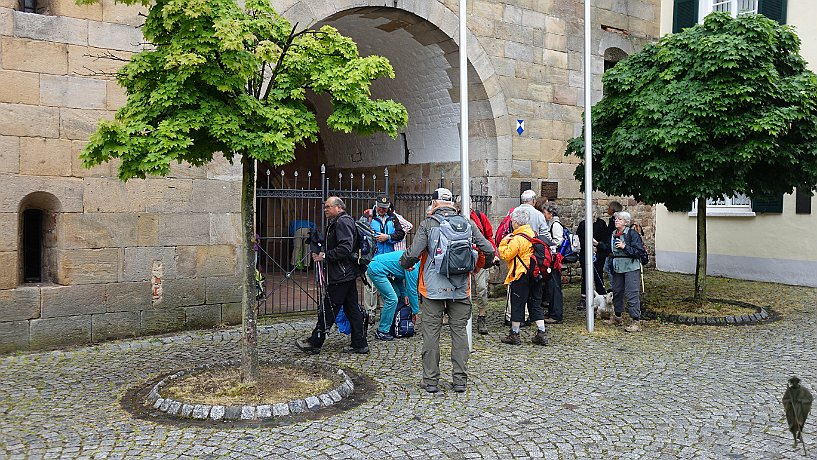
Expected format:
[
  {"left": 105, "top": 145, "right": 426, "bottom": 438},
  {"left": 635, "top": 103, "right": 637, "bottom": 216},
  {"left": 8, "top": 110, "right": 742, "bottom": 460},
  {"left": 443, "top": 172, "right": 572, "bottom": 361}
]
[
  {"left": 18, "top": 192, "right": 60, "bottom": 285},
  {"left": 603, "top": 47, "right": 628, "bottom": 73}
]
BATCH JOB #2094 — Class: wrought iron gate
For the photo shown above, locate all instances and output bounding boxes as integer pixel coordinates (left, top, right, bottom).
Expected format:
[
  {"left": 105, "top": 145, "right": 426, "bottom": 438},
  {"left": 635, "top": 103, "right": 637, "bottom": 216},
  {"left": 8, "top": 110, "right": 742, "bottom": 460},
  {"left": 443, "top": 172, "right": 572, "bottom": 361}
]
[{"left": 255, "top": 165, "right": 491, "bottom": 315}]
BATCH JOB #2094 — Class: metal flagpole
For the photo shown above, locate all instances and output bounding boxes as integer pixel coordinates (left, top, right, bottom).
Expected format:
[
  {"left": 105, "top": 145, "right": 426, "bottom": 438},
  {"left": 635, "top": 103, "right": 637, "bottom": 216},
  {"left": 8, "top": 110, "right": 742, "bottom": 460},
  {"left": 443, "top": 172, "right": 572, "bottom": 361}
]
[
  {"left": 583, "top": 0, "right": 595, "bottom": 333},
  {"left": 459, "top": 0, "right": 473, "bottom": 352}
]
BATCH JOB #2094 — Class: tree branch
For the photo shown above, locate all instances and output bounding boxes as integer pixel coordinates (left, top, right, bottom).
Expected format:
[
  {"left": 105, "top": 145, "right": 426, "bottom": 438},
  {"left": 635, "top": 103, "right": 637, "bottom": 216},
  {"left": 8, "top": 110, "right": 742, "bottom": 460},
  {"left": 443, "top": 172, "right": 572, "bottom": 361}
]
[{"left": 263, "top": 22, "right": 298, "bottom": 101}]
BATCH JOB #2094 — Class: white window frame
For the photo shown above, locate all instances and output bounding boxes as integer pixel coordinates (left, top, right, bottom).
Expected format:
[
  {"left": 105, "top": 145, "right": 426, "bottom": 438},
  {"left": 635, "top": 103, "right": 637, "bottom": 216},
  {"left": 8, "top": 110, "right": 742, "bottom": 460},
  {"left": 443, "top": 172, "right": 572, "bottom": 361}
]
[
  {"left": 698, "top": 0, "right": 758, "bottom": 22},
  {"left": 688, "top": 193, "right": 756, "bottom": 216}
]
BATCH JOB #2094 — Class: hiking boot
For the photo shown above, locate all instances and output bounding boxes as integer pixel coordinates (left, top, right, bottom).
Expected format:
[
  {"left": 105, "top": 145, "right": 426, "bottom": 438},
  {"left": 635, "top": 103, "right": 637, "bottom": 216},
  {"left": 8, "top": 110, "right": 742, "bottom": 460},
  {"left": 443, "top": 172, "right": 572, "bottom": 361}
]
[
  {"left": 295, "top": 338, "right": 321, "bottom": 355},
  {"left": 606, "top": 314, "right": 623, "bottom": 326},
  {"left": 452, "top": 383, "right": 466, "bottom": 393},
  {"left": 374, "top": 329, "right": 394, "bottom": 341},
  {"left": 500, "top": 330, "right": 522, "bottom": 345},
  {"left": 342, "top": 345, "right": 370, "bottom": 354},
  {"left": 624, "top": 320, "right": 642, "bottom": 332},
  {"left": 477, "top": 316, "right": 488, "bottom": 335},
  {"left": 532, "top": 329, "right": 548, "bottom": 346}
]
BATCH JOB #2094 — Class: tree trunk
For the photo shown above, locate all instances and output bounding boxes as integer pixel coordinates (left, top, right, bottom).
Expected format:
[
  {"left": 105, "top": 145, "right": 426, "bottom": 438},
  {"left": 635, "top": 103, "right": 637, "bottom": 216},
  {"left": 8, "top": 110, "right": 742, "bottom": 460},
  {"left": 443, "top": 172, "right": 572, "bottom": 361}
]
[
  {"left": 693, "top": 198, "right": 707, "bottom": 303},
  {"left": 240, "top": 156, "right": 259, "bottom": 384}
]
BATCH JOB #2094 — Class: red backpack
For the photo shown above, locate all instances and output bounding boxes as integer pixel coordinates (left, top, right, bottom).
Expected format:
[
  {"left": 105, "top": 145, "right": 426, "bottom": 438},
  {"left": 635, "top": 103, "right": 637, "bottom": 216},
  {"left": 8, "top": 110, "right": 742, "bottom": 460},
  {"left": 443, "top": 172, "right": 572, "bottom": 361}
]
[
  {"left": 512, "top": 233, "right": 553, "bottom": 281},
  {"left": 493, "top": 207, "right": 515, "bottom": 247}
]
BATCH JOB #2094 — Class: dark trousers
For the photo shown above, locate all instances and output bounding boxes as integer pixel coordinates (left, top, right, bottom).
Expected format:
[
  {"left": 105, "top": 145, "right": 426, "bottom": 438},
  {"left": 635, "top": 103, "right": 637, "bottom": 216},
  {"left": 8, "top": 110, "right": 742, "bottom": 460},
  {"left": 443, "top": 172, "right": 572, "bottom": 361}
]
[
  {"left": 509, "top": 276, "right": 545, "bottom": 322},
  {"left": 579, "top": 253, "right": 607, "bottom": 295},
  {"left": 545, "top": 269, "right": 564, "bottom": 321},
  {"left": 310, "top": 280, "right": 368, "bottom": 349}
]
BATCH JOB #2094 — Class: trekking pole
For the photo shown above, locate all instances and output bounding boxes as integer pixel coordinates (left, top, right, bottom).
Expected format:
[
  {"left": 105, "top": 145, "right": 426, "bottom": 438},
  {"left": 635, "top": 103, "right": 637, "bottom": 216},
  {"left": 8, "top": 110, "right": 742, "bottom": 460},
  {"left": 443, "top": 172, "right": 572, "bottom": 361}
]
[{"left": 315, "top": 259, "right": 332, "bottom": 338}]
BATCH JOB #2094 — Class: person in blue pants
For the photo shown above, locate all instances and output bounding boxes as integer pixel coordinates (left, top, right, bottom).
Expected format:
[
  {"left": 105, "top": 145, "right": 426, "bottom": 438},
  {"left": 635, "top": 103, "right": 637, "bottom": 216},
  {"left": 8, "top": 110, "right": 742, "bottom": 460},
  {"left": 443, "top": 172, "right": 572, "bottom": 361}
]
[{"left": 366, "top": 250, "right": 419, "bottom": 341}]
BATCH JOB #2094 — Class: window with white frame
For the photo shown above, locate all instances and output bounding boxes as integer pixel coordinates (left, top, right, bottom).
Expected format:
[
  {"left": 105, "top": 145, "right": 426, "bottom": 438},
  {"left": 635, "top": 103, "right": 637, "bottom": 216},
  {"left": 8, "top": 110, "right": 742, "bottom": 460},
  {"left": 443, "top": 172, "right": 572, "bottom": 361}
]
[
  {"left": 699, "top": 0, "right": 758, "bottom": 21},
  {"left": 689, "top": 193, "right": 755, "bottom": 216}
]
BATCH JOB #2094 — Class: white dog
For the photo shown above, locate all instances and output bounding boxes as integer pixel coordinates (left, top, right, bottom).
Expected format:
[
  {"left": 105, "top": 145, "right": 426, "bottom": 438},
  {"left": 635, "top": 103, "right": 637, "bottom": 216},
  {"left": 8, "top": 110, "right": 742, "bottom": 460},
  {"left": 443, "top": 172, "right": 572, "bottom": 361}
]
[{"left": 593, "top": 291, "right": 614, "bottom": 319}]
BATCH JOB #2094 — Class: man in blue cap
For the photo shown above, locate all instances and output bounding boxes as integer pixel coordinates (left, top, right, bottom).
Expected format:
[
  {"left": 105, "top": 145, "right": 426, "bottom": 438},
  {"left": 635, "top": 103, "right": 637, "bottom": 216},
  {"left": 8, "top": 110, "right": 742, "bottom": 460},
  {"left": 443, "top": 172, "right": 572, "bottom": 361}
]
[{"left": 366, "top": 249, "right": 419, "bottom": 341}]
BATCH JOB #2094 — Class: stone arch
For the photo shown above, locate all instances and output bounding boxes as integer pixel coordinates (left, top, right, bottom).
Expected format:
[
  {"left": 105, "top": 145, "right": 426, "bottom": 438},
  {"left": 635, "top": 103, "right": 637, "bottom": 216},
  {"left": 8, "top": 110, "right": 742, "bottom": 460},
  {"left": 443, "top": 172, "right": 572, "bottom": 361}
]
[
  {"left": 278, "top": 1, "right": 509, "bottom": 185},
  {"left": 18, "top": 191, "right": 61, "bottom": 285}
]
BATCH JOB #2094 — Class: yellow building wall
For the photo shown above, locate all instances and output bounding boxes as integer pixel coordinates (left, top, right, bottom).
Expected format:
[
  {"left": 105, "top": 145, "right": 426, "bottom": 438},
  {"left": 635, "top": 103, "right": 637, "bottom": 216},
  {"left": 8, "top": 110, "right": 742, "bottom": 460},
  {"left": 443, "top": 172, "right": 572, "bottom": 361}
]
[{"left": 656, "top": 1, "right": 817, "bottom": 286}]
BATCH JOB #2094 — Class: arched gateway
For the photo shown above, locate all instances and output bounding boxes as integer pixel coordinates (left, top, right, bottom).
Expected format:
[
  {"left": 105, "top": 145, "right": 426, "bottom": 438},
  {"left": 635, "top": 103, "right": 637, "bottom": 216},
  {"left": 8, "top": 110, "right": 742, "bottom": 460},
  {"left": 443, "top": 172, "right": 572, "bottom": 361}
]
[{"left": 254, "top": 3, "right": 509, "bottom": 314}]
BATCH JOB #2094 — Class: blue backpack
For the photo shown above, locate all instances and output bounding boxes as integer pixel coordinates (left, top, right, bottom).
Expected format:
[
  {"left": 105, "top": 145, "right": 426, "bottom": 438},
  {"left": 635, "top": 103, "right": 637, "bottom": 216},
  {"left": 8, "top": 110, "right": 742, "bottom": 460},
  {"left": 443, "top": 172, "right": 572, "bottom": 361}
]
[
  {"left": 390, "top": 303, "right": 415, "bottom": 338},
  {"left": 554, "top": 224, "right": 579, "bottom": 264}
]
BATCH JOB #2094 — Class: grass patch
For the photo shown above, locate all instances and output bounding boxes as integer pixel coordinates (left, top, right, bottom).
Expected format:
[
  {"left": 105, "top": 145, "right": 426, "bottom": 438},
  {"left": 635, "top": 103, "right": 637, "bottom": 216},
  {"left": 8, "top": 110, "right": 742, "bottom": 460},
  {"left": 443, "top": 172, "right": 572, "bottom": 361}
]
[
  {"left": 162, "top": 365, "right": 335, "bottom": 406},
  {"left": 488, "top": 270, "right": 817, "bottom": 320}
]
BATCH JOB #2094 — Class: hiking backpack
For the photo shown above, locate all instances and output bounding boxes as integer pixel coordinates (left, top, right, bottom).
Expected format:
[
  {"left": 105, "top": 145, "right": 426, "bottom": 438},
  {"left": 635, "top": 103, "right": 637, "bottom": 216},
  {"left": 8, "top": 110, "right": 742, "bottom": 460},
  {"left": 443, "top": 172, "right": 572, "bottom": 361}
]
[
  {"left": 390, "top": 303, "right": 415, "bottom": 338},
  {"left": 627, "top": 227, "right": 649, "bottom": 265},
  {"left": 429, "top": 214, "right": 478, "bottom": 276},
  {"left": 553, "top": 223, "right": 579, "bottom": 264},
  {"left": 353, "top": 220, "right": 378, "bottom": 268},
  {"left": 493, "top": 207, "right": 515, "bottom": 247},
  {"left": 513, "top": 233, "right": 553, "bottom": 282}
]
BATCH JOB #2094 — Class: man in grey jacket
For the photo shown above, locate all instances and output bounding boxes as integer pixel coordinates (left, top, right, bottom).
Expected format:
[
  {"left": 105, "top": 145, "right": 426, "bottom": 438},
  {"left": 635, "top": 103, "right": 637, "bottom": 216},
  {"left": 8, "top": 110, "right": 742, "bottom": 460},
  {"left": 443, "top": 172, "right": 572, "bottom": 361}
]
[
  {"left": 517, "top": 189, "right": 554, "bottom": 247},
  {"left": 400, "top": 188, "right": 495, "bottom": 394}
]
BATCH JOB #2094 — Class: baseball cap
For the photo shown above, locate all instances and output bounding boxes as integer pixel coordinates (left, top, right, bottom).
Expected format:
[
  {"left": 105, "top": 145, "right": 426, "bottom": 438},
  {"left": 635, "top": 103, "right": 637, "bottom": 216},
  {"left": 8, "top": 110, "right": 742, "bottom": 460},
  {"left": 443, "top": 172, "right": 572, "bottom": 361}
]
[
  {"left": 375, "top": 195, "right": 391, "bottom": 208},
  {"left": 432, "top": 187, "right": 453, "bottom": 201}
]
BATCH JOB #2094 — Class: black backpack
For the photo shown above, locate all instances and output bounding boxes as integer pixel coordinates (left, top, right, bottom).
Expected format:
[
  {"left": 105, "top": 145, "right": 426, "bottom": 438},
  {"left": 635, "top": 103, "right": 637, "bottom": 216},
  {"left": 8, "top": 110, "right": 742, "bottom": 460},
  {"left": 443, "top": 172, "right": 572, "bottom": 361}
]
[
  {"left": 513, "top": 233, "right": 553, "bottom": 281},
  {"left": 353, "top": 220, "right": 378, "bottom": 269}
]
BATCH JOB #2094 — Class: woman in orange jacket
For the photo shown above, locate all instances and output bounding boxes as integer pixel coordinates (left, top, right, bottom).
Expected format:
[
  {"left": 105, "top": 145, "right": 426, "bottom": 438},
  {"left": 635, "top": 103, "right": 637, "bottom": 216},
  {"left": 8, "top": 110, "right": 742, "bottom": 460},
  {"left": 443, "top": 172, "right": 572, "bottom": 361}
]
[{"left": 498, "top": 208, "right": 548, "bottom": 346}]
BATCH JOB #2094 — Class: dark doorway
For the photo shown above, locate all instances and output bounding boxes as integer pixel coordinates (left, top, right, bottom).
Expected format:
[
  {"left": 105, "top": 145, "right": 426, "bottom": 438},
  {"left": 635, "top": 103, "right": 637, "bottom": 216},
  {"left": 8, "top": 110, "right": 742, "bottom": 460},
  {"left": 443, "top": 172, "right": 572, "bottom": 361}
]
[{"left": 22, "top": 209, "right": 43, "bottom": 283}]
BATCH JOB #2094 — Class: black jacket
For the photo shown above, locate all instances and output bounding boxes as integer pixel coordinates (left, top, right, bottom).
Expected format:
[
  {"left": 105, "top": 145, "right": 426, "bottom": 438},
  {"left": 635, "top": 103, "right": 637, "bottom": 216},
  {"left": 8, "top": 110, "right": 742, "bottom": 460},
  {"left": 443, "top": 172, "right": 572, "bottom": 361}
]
[
  {"left": 323, "top": 212, "right": 358, "bottom": 285},
  {"left": 577, "top": 217, "right": 611, "bottom": 257}
]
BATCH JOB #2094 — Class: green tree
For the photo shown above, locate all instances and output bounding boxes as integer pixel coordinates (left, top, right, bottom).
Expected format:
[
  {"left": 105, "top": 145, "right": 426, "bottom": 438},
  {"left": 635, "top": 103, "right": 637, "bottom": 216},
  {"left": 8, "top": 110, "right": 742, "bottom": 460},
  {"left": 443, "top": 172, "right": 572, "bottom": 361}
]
[
  {"left": 566, "top": 13, "right": 817, "bottom": 302},
  {"left": 78, "top": 0, "right": 408, "bottom": 382}
]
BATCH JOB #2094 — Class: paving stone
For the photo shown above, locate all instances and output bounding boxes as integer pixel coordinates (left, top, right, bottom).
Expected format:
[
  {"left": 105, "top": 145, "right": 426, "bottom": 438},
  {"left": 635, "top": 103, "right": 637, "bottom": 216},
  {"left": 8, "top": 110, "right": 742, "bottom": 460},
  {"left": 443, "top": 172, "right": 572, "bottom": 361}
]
[
  {"left": 209, "top": 405, "right": 225, "bottom": 421},
  {"left": 1, "top": 298, "right": 815, "bottom": 458},
  {"left": 257, "top": 405, "right": 273, "bottom": 418}
]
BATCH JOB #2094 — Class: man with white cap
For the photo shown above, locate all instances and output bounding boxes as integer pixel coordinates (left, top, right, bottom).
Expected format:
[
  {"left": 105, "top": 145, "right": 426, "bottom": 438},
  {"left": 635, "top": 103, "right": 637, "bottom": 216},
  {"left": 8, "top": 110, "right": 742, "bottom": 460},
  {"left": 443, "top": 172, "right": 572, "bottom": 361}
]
[{"left": 400, "top": 187, "right": 495, "bottom": 394}]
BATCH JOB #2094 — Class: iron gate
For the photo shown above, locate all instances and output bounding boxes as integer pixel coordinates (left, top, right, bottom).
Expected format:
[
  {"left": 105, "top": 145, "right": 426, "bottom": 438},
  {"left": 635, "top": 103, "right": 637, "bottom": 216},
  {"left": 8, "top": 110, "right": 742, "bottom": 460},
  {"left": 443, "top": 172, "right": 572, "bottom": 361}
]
[{"left": 255, "top": 165, "right": 491, "bottom": 315}]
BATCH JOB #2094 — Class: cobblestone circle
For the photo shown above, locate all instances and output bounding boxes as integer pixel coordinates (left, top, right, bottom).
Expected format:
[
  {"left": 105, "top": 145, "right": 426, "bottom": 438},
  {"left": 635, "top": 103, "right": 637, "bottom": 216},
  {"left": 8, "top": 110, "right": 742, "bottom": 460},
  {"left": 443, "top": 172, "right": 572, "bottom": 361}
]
[
  {"left": 1, "top": 291, "right": 815, "bottom": 459},
  {"left": 146, "top": 360, "right": 354, "bottom": 422}
]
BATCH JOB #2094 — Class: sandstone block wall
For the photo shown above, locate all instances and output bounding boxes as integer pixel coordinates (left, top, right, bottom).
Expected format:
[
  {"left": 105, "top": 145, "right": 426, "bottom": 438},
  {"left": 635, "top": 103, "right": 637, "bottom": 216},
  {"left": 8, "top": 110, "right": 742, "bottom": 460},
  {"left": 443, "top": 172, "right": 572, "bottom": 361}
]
[{"left": 0, "top": 1, "right": 243, "bottom": 353}]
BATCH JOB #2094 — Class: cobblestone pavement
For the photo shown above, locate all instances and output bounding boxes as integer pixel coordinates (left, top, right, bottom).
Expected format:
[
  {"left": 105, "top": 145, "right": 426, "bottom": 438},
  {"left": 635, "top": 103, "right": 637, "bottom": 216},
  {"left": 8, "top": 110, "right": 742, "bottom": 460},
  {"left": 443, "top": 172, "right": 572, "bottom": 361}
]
[{"left": 2, "top": 292, "right": 815, "bottom": 459}]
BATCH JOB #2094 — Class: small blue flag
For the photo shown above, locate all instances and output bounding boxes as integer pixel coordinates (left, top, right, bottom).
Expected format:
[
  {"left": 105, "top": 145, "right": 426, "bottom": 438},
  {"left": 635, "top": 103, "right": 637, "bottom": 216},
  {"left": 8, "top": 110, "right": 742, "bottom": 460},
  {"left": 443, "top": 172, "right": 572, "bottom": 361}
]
[{"left": 516, "top": 120, "right": 525, "bottom": 135}]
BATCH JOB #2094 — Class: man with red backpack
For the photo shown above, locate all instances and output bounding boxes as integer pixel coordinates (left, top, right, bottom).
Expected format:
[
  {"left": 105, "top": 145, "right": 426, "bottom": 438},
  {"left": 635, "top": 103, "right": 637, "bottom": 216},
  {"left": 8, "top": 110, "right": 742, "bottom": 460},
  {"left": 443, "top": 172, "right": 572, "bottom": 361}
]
[{"left": 455, "top": 196, "right": 498, "bottom": 335}]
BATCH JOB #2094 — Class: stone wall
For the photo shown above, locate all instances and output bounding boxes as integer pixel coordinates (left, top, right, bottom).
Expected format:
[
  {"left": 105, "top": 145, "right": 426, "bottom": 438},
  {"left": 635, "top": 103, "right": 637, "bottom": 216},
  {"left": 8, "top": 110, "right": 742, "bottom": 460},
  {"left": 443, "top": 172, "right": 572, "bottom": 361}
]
[
  {"left": 0, "top": 1, "right": 243, "bottom": 352},
  {"left": 0, "top": 0, "right": 661, "bottom": 352}
]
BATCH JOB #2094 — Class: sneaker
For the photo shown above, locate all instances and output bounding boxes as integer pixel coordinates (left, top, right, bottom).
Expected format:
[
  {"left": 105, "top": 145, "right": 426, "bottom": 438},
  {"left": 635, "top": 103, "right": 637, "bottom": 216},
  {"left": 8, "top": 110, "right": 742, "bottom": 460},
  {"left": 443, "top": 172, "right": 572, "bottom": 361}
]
[
  {"left": 624, "top": 320, "right": 642, "bottom": 332},
  {"left": 295, "top": 338, "right": 321, "bottom": 355},
  {"left": 532, "top": 329, "right": 548, "bottom": 346},
  {"left": 500, "top": 330, "right": 522, "bottom": 345},
  {"left": 605, "top": 315, "right": 623, "bottom": 326},
  {"left": 374, "top": 329, "right": 394, "bottom": 341},
  {"left": 477, "top": 316, "right": 488, "bottom": 335},
  {"left": 425, "top": 384, "right": 439, "bottom": 394},
  {"left": 342, "top": 345, "right": 370, "bottom": 354},
  {"left": 452, "top": 383, "right": 466, "bottom": 393}
]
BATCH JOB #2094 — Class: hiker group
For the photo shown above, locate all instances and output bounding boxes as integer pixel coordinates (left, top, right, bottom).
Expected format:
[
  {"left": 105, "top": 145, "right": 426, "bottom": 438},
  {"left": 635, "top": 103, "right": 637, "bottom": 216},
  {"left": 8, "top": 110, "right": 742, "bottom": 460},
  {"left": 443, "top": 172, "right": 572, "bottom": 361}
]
[{"left": 297, "top": 188, "right": 648, "bottom": 393}]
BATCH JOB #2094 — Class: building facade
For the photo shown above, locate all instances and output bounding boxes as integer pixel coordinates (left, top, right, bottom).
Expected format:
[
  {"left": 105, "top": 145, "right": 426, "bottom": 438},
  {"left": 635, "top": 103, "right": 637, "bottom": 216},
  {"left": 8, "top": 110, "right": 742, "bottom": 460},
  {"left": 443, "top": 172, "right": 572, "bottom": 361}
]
[
  {"left": 655, "top": 0, "right": 817, "bottom": 287},
  {"left": 0, "top": 0, "right": 660, "bottom": 351}
]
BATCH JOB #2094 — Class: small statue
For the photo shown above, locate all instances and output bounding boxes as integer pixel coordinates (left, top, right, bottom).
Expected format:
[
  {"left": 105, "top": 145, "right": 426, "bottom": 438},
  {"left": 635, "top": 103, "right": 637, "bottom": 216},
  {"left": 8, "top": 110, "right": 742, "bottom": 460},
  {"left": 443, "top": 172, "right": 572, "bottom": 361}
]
[{"left": 782, "top": 376, "right": 813, "bottom": 455}]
